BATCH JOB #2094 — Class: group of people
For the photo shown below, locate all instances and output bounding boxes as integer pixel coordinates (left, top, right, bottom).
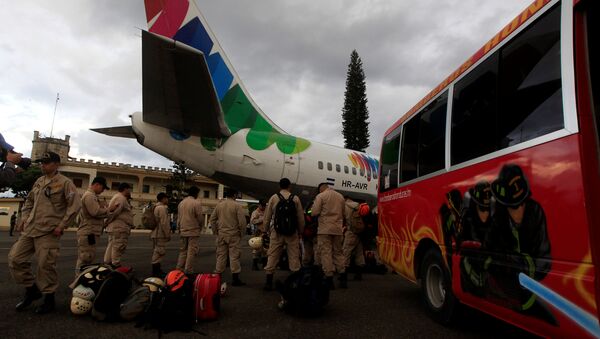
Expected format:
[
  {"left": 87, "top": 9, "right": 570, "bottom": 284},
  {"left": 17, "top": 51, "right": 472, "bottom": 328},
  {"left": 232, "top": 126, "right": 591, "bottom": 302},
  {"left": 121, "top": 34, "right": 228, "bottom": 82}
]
[{"left": 6, "top": 151, "right": 373, "bottom": 315}]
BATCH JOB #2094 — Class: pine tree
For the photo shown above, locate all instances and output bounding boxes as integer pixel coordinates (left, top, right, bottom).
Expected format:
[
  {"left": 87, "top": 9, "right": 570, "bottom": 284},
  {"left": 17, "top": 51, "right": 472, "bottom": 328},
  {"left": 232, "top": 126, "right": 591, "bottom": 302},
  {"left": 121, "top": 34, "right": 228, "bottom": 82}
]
[{"left": 342, "top": 50, "right": 370, "bottom": 152}]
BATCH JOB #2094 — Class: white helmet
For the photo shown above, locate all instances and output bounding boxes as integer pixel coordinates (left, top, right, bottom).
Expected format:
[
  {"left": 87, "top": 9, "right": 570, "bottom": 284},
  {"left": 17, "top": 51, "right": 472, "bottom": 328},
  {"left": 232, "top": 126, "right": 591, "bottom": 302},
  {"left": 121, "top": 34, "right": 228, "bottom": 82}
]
[
  {"left": 248, "top": 237, "right": 262, "bottom": 250},
  {"left": 70, "top": 296, "right": 93, "bottom": 315},
  {"left": 72, "top": 284, "right": 95, "bottom": 301},
  {"left": 143, "top": 277, "right": 165, "bottom": 292},
  {"left": 220, "top": 282, "right": 228, "bottom": 297}
]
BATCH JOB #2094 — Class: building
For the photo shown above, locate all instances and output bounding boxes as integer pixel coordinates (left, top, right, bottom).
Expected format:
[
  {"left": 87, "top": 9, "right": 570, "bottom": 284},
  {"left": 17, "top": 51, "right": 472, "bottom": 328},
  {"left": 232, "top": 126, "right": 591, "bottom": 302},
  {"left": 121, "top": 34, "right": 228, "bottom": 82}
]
[
  {"left": 0, "top": 198, "right": 23, "bottom": 229},
  {"left": 0, "top": 131, "right": 255, "bottom": 229}
]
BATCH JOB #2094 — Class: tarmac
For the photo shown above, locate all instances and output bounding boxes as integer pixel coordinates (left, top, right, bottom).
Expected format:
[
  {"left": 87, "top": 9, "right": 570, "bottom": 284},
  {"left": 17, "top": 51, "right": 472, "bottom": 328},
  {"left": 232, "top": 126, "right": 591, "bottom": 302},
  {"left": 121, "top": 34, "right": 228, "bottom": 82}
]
[{"left": 0, "top": 231, "right": 536, "bottom": 339}]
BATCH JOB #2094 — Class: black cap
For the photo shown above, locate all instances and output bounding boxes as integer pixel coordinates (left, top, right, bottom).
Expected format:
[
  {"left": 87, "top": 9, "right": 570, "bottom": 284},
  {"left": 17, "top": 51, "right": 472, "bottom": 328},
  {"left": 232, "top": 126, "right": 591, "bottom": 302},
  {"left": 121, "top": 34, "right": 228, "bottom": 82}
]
[
  {"left": 187, "top": 186, "right": 200, "bottom": 197},
  {"left": 91, "top": 176, "right": 109, "bottom": 190},
  {"left": 469, "top": 181, "right": 492, "bottom": 208},
  {"left": 118, "top": 182, "right": 131, "bottom": 191},
  {"left": 35, "top": 151, "right": 61, "bottom": 164},
  {"left": 491, "top": 164, "right": 530, "bottom": 207}
]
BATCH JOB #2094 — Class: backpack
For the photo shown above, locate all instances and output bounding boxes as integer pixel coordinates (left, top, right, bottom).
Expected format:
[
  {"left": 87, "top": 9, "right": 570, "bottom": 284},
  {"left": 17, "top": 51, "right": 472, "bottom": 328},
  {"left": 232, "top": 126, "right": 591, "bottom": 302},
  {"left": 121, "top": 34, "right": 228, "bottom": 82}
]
[
  {"left": 142, "top": 204, "right": 158, "bottom": 230},
  {"left": 273, "top": 193, "right": 298, "bottom": 236},
  {"left": 347, "top": 202, "right": 366, "bottom": 234},
  {"left": 92, "top": 270, "right": 134, "bottom": 321},
  {"left": 144, "top": 276, "right": 195, "bottom": 333},
  {"left": 120, "top": 286, "right": 152, "bottom": 321},
  {"left": 276, "top": 266, "right": 329, "bottom": 317}
]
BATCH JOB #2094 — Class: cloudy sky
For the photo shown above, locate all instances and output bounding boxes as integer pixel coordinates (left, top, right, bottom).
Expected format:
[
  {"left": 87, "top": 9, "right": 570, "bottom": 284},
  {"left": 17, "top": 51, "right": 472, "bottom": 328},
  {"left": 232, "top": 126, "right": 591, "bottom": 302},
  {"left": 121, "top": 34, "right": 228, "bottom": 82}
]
[{"left": 1, "top": 0, "right": 528, "bottom": 168}]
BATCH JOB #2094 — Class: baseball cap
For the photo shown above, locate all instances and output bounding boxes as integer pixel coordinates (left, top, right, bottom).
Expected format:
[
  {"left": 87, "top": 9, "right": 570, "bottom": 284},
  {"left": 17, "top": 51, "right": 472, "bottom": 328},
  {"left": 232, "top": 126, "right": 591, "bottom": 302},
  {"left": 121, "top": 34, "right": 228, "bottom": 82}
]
[
  {"left": 0, "top": 132, "right": 14, "bottom": 151},
  {"left": 91, "top": 176, "right": 109, "bottom": 190},
  {"left": 35, "top": 151, "right": 61, "bottom": 164},
  {"left": 118, "top": 182, "right": 131, "bottom": 191}
]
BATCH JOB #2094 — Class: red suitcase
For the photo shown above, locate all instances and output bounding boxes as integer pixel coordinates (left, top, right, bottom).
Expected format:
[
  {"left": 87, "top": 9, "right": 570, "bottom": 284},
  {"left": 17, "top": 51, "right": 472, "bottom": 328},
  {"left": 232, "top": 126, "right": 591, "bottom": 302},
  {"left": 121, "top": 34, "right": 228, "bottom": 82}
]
[{"left": 193, "top": 273, "right": 221, "bottom": 321}]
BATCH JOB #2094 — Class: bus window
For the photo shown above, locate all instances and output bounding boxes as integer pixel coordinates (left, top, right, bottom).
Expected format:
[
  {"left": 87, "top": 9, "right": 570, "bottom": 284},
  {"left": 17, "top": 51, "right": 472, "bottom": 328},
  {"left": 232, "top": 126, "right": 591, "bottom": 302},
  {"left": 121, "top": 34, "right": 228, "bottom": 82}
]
[
  {"left": 400, "top": 115, "right": 419, "bottom": 182},
  {"left": 344, "top": 165, "right": 349, "bottom": 174},
  {"left": 336, "top": 164, "right": 341, "bottom": 172},
  {"left": 318, "top": 161, "right": 323, "bottom": 170},
  {"left": 352, "top": 167, "right": 357, "bottom": 175},
  {"left": 380, "top": 126, "right": 401, "bottom": 191},
  {"left": 417, "top": 92, "right": 448, "bottom": 176},
  {"left": 327, "top": 162, "right": 332, "bottom": 171},
  {"left": 498, "top": 5, "right": 562, "bottom": 147}
]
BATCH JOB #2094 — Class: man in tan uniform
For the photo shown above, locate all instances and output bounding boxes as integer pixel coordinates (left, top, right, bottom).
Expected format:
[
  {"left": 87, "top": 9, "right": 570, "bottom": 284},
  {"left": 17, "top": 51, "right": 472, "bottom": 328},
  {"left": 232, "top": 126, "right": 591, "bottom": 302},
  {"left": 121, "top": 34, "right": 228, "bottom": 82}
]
[
  {"left": 177, "top": 186, "right": 203, "bottom": 273},
  {"left": 103, "top": 182, "right": 133, "bottom": 267},
  {"left": 263, "top": 178, "right": 305, "bottom": 291},
  {"left": 151, "top": 192, "right": 170, "bottom": 276},
  {"left": 312, "top": 182, "right": 346, "bottom": 289},
  {"left": 343, "top": 197, "right": 366, "bottom": 282},
  {"left": 8, "top": 152, "right": 80, "bottom": 314},
  {"left": 209, "top": 188, "right": 247, "bottom": 286},
  {"left": 76, "top": 176, "right": 115, "bottom": 272},
  {"left": 250, "top": 199, "right": 266, "bottom": 270}
]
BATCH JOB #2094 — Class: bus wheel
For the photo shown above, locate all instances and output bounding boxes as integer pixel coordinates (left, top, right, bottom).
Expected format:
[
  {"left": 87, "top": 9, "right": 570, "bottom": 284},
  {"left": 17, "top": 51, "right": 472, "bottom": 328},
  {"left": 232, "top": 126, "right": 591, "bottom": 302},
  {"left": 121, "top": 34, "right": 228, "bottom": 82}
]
[{"left": 420, "top": 249, "right": 457, "bottom": 325}]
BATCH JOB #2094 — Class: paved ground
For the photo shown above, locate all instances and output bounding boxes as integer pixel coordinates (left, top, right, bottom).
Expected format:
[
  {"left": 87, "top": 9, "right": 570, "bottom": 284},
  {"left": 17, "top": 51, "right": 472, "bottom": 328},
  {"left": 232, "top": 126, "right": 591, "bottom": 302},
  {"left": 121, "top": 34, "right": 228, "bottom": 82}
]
[{"left": 0, "top": 231, "right": 536, "bottom": 339}]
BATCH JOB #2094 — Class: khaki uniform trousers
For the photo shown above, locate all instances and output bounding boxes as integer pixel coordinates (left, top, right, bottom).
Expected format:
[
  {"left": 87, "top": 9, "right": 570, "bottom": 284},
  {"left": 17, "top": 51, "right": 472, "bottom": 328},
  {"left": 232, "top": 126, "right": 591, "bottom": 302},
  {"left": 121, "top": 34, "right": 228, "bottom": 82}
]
[
  {"left": 302, "top": 237, "right": 321, "bottom": 266},
  {"left": 343, "top": 231, "right": 365, "bottom": 268},
  {"left": 104, "top": 232, "right": 129, "bottom": 266},
  {"left": 265, "top": 231, "right": 301, "bottom": 274},
  {"left": 177, "top": 236, "right": 200, "bottom": 273},
  {"left": 151, "top": 238, "right": 169, "bottom": 264},
  {"left": 215, "top": 234, "right": 242, "bottom": 274},
  {"left": 318, "top": 234, "right": 345, "bottom": 277},
  {"left": 8, "top": 233, "right": 60, "bottom": 294},
  {"left": 76, "top": 234, "right": 97, "bottom": 270}
]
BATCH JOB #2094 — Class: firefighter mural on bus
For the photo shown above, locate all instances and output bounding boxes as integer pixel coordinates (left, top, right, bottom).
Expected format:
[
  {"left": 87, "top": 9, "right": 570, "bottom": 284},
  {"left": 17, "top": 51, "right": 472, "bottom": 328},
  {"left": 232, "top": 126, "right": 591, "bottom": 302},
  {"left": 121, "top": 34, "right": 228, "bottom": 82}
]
[{"left": 440, "top": 164, "right": 556, "bottom": 324}]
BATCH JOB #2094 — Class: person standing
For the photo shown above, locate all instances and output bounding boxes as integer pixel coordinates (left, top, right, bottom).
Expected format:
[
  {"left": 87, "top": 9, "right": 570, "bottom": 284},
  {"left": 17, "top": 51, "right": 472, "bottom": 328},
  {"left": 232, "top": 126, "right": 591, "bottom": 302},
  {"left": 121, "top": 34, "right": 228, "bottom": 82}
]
[
  {"left": 76, "top": 176, "right": 115, "bottom": 271},
  {"left": 9, "top": 211, "right": 17, "bottom": 236},
  {"left": 8, "top": 151, "right": 81, "bottom": 314},
  {"left": 150, "top": 193, "right": 170, "bottom": 276},
  {"left": 262, "top": 178, "right": 305, "bottom": 291},
  {"left": 250, "top": 200, "right": 266, "bottom": 270},
  {"left": 103, "top": 183, "right": 133, "bottom": 268},
  {"left": 342, "top": 197, "right": 366, "bottom": 282},
  {"left": 209, "top": 188, "right": 247, "bottom": 286},
  {"left": 176, "top": 186, "right": 203, "bottom": 273},
  {"left": 312, "top": 182, "right": 346, "bottom": 289}
]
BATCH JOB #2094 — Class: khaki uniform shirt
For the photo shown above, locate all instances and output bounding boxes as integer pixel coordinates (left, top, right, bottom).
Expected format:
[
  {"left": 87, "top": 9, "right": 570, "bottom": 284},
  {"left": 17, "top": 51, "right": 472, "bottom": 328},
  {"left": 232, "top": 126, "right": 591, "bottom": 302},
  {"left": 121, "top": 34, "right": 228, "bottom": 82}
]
[
  {"left": 21, "top": 173, "right": 81, "bottom": 237},
  {"left": 312, "top": 188, "right": 345, "bottom": 235},
  {"left": 151, "top": 202, "right": 170, "bottom": 239},
  {"left": 344, "top": 200, "right": 360, "bottom": 230},
  {"left": 250, "top": 208, "right": 265, "bottom": 233},
  {"left": 177, "top": 196, "right": 203, "bottom": 237},
  {"left": 78, "top": 188, "right": 109, "bottom": 236},
  {"left": 209, "top": 198, "right": 246, "bottom": 237},
  {"left": 105, "top": 192, "right": 133, "bottom": 233},
  {"left": 263, "top": 190, "right": 305, "bottom": 234}
]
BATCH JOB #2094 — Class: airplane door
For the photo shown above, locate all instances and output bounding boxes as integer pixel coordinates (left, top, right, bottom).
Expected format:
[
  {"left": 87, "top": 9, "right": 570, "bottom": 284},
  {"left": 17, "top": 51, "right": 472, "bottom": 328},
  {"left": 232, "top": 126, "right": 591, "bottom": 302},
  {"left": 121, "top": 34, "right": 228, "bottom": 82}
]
[{"left": 282, "top": 154, "right": 299, "bottom": 183}]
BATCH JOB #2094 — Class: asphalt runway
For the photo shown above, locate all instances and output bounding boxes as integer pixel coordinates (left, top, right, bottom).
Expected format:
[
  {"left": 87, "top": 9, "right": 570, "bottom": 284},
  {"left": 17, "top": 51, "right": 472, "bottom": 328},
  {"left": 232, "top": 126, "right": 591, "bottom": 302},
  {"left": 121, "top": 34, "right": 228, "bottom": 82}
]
[{"left": 0, "top": 231, "right": 536, "bottom": 339}]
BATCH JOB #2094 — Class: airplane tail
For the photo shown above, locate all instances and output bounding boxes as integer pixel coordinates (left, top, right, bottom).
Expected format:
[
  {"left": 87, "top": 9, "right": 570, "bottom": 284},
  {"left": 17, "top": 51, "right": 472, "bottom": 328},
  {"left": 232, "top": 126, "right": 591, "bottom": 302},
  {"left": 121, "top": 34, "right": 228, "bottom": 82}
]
[{"left": 143, "top": 0, "right": 310, "bottom": 154}]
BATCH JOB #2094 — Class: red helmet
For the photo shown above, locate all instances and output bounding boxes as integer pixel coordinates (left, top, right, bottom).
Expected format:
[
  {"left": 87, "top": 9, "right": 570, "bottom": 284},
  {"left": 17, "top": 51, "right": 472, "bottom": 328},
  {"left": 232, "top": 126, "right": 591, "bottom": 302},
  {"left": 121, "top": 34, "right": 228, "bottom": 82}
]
[
  {"left": 165, "top": 270, "right": 188, "bottom": 292},
  {"left": 358, "top": 203, "right": 370, "bottom": 217}
]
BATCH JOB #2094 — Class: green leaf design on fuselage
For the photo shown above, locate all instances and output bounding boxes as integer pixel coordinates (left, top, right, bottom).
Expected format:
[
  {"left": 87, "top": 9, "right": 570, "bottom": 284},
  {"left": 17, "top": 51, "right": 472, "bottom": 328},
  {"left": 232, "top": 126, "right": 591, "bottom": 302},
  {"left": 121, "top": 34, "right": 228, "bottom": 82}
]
[{"left": 200, "top": 84, "right": 310, "bottom": 154}]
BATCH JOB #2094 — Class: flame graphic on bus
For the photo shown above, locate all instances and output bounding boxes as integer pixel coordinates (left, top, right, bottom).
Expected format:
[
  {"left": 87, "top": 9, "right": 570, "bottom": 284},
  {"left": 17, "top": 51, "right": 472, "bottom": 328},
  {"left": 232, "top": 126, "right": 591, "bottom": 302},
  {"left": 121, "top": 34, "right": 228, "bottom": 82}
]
[
  {"left": 562, "top": 252, "right": 597, "bottom": 312},
  {"left": 348, "top": 152, "right": 379, "bottom": 182}
]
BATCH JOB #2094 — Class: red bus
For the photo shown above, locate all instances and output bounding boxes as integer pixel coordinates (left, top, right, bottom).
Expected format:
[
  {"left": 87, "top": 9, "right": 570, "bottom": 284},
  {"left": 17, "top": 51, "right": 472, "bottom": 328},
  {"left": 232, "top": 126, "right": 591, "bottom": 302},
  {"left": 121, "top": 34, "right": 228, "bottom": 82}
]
[{"left": 377, "top": 0, "right": 599, "bottom": 337}]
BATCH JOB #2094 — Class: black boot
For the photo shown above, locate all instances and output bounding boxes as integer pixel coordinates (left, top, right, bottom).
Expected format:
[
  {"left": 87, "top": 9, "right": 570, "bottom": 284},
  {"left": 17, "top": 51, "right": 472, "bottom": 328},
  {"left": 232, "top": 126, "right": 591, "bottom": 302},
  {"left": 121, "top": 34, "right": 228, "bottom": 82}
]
[
  {"left": 15, "top": 284, "right": 42, "bottom": 311},
  {"left": 354, "top": 267, "right": 363, "bottom": 281},
  {"left": 252, "top": 258, "right": 260, "bottom": 271},
  {"left": 232, "top": 273, "right": 246, "bottom": 286},
  {"left": 339, "top": 272, "right": 348, "bottom": 289},
  {"left": 261, "top": 257, "right": 268, "bottom": 268},
  {"left": 263, "top": 274, "right": 273, "bottom": 291},
  {"left": 34, "top": 293, "right": 55, "bottom": 314},
  {"left": 326, "top": 276, "right": 335, "bottom": 290},
  {"left": 152, "top": 263, "right": 166, "bottom": 277}
]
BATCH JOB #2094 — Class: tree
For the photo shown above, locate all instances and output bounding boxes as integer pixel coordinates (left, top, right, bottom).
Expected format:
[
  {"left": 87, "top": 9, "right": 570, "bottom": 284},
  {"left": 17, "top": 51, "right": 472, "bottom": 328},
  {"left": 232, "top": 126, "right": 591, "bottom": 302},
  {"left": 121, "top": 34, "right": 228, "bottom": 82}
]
[
  {"left": 168, "top": 161, "right": 194, "bottom": 212},
  {"left": 2, "top": 165, "right": 42, "bottom": 198},
  {"left": 342, "top": 50, "right": 370, "bottom": 152}
]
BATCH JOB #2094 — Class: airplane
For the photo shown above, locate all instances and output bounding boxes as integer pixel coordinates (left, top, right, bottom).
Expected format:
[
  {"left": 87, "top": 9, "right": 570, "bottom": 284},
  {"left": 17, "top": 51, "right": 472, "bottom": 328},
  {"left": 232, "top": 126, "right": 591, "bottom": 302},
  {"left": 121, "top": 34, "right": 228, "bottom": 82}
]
[{"left": 93, "top": 0, "right": 379, "bottom": 206}]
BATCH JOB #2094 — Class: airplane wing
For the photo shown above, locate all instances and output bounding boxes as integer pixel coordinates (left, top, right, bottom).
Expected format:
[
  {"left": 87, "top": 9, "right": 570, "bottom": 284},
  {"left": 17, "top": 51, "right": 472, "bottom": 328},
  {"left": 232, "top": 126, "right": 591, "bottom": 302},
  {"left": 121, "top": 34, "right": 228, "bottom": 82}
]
[
  {"left": 142, "top": 30, "right": 231, "bottom": 138},
  {"left": 91, "top": 125, "right": 136, "bottom": 138}
]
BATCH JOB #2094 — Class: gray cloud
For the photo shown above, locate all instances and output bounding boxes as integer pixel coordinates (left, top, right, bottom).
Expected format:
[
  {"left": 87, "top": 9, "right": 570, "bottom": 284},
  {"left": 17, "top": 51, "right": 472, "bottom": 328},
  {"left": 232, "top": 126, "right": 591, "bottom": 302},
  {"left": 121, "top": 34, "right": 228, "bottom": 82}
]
[{"left": 2, "top": 0, "right": 528, "bottom": 164}]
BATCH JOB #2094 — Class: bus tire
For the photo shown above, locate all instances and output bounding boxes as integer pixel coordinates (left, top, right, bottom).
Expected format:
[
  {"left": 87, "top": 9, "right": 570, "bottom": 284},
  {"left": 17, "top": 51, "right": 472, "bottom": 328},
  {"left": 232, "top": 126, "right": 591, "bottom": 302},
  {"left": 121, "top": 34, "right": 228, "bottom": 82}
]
[{"left": 420, "top": 249, "right": 457, "bottom": 325}]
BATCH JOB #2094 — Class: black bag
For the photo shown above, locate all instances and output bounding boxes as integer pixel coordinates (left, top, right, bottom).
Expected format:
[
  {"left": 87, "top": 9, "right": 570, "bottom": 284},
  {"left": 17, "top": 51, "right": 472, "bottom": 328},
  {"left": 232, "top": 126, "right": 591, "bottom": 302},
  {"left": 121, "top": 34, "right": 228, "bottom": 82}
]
[
  {"left": 92, "top": 270, "right": 134, "bottom": 321},
  {"left": 277, "top": 266, "right": 329, "bottom": 317},
  {"left": 120, "top": 286, "right": 152, "bottom": 321},
  {"left": 273, "top": 193, "right": 298, "bottom": 236},
  {"left": 144, "top": 277, "right": 195, "bottom": 333}
]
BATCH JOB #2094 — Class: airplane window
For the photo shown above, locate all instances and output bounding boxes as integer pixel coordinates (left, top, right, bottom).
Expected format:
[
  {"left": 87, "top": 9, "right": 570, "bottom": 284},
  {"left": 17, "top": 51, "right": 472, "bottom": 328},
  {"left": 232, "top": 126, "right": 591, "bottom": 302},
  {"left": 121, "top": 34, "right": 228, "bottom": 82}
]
[
  {"left": 327, "top": 163, "right": 332, "bottom": 171},
  {"left": 344, "top": 166, "right": 349, "bottom": 174},
  {"left": 336, "top": 164, "right": 341, "bottom": 172},
  {"left": 352, "top": 168, "right": 357, "bottom": 175},
  {"left": 318, "top": 161, "right": 323, "bottom": 170},
  {"left": 360, "top": 168, "right": 365, "bottom": 176}
]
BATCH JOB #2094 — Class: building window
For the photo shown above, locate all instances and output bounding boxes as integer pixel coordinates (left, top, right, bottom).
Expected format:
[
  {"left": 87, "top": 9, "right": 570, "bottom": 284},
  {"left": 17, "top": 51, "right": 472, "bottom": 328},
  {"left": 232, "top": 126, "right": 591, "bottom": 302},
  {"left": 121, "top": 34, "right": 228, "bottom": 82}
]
[
  {"left": 318, "top": 161, "right": 323, "bottom": 170},
  {"left": 327, "top": 163, "right": 332, "bottom": 171},
  {"left": 335, "top": 164, "right": 341, "bottom": 172},
  {"left": 72, "top": 178, "right": 83, "bottom": 188},
  {"left": 204, "top": 190, "right": 210, "bottom": 199},
  {"left": 344, "top": 166, "right": 349, "bottom": 174},
  {"left": 142, "top": 185, "right": 150, "bottom": 193}
]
